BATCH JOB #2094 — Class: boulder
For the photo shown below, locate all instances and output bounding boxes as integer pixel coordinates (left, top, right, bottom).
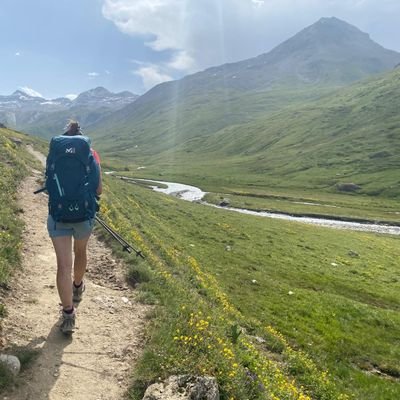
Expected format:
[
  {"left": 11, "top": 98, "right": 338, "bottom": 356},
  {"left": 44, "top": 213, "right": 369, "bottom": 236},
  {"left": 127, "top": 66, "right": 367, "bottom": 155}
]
[
  {"left": 219, "top": 198, "right": 230, "bottom": 207},
  {"left": 10, "top": 137, "right": 23, "bottom": 146},
  {"left": 142, "top": 375, "right": 219, "bottom": 400},
  {"left": 336, "top": 183, "right": 361, "bottom": 192},
  {"left": 348, "top": 250, "right": 359, "bottom": 257},
  {"left": 0, "top": 354, "right": 21, "bottom": 376},
  {"left": 369, "top": 151, "right": 391, "bottom": 159}
]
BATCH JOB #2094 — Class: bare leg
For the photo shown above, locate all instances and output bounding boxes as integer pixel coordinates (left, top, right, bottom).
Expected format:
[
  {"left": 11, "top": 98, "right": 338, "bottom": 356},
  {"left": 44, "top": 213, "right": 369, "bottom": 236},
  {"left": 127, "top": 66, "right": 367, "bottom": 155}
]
[
  {"left": 51, "top": 236, "right": 73, "bottom": 310},
  {"left": 73, "top": 235, "right": 90, "bottom": 286}
]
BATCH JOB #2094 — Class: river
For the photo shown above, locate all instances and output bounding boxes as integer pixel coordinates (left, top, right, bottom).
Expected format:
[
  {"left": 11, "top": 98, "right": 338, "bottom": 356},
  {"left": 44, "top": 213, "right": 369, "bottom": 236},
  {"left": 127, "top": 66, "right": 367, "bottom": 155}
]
[{"left": 124, "top": 177, "right": 400, "bottom": 235}]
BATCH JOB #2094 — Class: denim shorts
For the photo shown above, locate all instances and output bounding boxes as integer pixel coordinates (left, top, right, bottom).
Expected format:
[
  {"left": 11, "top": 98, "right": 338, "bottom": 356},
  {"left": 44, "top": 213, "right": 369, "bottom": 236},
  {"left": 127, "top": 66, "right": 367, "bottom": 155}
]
[{"left": 47, "top": 215, "right": 95, "bottom": 240}]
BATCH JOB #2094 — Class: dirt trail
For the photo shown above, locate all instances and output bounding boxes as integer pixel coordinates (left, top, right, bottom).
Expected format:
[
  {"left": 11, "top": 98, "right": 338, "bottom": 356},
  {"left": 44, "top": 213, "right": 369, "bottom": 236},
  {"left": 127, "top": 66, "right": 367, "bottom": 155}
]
[{"left": 1, "top": 148, "right": 150, "bottom": 400}]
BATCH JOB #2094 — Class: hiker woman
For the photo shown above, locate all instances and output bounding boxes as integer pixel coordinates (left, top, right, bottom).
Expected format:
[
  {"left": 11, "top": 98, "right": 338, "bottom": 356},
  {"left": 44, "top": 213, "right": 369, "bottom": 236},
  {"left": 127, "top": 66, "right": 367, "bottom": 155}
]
[{"left": 46, "top": 120, "right": 102, "bottom": 334}]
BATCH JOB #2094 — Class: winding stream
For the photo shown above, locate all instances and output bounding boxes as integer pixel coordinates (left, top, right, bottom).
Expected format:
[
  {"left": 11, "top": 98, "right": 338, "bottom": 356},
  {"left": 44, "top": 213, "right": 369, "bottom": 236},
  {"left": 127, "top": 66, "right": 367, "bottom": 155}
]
[{"left": 125, "top": 177, "right": 400, "bottom": 235}]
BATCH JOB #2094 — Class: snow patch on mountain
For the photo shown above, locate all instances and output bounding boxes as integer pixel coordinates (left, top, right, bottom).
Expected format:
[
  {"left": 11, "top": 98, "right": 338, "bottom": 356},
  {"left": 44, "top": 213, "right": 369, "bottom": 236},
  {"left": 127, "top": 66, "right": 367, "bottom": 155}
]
[{"left": 18, "top": 86, "right": 44, "bottom": 98}]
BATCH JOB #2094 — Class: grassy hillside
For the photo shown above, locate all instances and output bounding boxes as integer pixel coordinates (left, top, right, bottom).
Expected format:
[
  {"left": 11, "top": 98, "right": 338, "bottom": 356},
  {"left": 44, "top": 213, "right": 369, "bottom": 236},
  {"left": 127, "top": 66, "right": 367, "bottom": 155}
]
[
  {"left": 100, "top": 67, "right": 400, "bottom": 205},
  {"left": 98, "top": 175, "right": 400, "bottom": 399},
  {"left": 199, "top": 67, "right": 400, "bottom": 196},
  {"left": 90, "top": 82, "right": 336, "bottom": 157}
]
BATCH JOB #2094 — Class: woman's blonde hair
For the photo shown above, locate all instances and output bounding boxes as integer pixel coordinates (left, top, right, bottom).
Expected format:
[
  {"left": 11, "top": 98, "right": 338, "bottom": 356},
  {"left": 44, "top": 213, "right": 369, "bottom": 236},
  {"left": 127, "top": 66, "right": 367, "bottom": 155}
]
[{"left": 64, "top": 119, "right": 82, "bottom": 135}]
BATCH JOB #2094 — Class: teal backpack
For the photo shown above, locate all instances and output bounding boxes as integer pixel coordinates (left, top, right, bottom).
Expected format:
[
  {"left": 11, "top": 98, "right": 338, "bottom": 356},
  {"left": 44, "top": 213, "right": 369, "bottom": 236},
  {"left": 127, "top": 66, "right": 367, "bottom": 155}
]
[{"left": 45, "top": 135, "right": 99, "bottom": 222}]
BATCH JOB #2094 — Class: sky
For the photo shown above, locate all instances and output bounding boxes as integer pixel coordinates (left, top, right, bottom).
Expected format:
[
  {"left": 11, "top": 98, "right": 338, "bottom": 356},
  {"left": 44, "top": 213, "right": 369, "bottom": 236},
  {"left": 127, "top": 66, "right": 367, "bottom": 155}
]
[{"left": 1, "top": 0, "right": 399, "bottom": 99}]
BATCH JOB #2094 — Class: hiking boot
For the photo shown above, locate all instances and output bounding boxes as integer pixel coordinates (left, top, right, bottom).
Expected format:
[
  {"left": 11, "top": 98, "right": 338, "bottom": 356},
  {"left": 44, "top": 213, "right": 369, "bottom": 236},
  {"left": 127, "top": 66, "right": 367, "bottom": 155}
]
[
  {"left": 73, "top": 281, "right": 85, "bottom": 303},
  {"left": 60, "top": 309, "right": 75, "bottom": 335}
]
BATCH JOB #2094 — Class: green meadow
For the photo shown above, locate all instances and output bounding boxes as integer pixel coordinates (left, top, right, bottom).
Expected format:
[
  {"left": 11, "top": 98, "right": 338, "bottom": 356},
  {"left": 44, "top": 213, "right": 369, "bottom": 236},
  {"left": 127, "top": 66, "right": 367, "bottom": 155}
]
[{"left": 98, "top": 175, "right": 400, "bottom": 400}]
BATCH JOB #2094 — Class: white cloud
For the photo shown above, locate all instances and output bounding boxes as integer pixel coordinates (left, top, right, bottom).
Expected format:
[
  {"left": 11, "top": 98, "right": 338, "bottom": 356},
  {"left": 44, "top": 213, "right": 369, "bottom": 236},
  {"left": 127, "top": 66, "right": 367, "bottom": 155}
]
[
  {"left": 65, "top": 94, "right": 78, "bottom": 101},
  {"left": 167, "top": 51, "right": 195, "bottom": 71},
  {"left": 15, "top": 52, "right": 21, "bottom": 56},
  {"left": 88, "top": 72, "right": 100, "bottom": 77},
  {"left": 103, "top": 0, "right": 185, "bottom": 51},
  {"left": 133, "top": 65, "right": 172, "bottom": 90},
  {"left": 19, "top": 86, "right": 43, "bottom": 98}
]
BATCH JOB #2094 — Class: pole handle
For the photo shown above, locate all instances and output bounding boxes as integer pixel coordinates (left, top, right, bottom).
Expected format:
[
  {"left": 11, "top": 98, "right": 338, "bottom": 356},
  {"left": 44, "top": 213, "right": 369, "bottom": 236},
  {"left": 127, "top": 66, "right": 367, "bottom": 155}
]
[{"left": 33, "top": 187, "right": 47, "bottom": 194}]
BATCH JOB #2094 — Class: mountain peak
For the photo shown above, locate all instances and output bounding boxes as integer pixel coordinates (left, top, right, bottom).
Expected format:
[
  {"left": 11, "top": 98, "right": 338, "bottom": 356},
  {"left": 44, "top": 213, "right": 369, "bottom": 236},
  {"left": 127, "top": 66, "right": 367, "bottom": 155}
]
[
  {"left": 316, "top": 16, "right": 352, "bottom": 25},
  {"left": 13, "top": 87, "right": 44, "bottom": 98},
  {"left": 80, "top": 87, "right": 112, "bottom": 97},
  {"left": 71, "top": 87, "right": 139, "bottom": 110},
  {"left": 10, "top": 89, "right": 44, "bottom": 100},
  {"left": 74, "top": 87, "right": 112, "bottom": 104},
  {"left": 116, "top": 90, "right": 135, "bottom": 98},
  {"left": 301, "top": 16, "right": 370, "bottom": 42},
  {"left": 12, "top": 90, "right": 28, "bottom": 97},
  {"left": 175, "top": 17, "right": 400, "bottom": 95},
  {"left": 245, "top": 16, "right": 400, "bottom": 86}
]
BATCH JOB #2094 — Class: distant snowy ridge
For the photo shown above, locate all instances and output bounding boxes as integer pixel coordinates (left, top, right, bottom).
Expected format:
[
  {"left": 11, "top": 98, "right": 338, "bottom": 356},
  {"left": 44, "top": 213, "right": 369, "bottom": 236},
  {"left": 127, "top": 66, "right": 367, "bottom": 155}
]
[{"left": 0, "top": 86, "right": 140, "bottom": 130}]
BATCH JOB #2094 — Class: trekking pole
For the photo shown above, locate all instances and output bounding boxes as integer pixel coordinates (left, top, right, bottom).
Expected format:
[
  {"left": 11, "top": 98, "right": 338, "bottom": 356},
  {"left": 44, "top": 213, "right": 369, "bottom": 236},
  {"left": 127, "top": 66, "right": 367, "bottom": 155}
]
[
  {"left": 95, "top": 216, "right": 131, "bottom": 252},
  {"left": 95, "top": 216, "right": 145, "bottom": 259},
  {"left": 33, "top": 187, "right": 144, "bottom": 258}
]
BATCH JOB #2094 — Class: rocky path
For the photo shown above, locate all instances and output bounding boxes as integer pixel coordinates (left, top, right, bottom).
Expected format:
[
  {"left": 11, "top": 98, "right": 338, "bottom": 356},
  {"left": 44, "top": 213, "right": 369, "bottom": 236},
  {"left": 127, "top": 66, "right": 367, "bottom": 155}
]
[{"left": 1, "top": 149, "right": 150, "bottom": 400}]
